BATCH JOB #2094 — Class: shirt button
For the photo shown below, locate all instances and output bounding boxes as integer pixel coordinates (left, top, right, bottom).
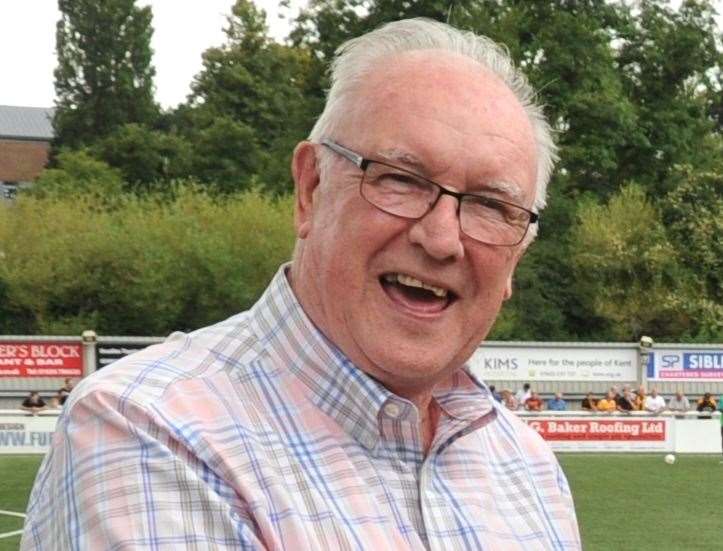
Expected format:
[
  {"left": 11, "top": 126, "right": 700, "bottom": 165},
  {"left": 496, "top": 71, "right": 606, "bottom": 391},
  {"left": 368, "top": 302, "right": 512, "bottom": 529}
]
[{"left": 384, "top": 402, "right": 401, "bottom": 419}]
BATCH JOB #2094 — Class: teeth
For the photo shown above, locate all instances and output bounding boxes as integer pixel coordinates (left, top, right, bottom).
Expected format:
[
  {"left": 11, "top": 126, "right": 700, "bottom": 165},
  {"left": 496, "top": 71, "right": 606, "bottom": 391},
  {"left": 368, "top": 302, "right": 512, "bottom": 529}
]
[{"left": 384, "top": 273, "right": 448, "bottom": 298}]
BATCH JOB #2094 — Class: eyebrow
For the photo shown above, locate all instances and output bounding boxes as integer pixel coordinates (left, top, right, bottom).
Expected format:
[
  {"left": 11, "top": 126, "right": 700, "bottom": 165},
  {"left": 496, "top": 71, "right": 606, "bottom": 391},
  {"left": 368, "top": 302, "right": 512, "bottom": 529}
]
[{"left": 376, "top": 148, "right": 429, "bottom": 174}]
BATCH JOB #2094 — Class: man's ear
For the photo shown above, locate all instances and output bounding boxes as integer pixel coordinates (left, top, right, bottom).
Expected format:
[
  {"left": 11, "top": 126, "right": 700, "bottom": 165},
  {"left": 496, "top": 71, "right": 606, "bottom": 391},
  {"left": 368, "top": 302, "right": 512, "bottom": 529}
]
[
  {"left": 292, "top": 141, "right": 320, "bottom": 239},
  {"left": 503, "top": 244, "right": 529, "bottom": 301}
]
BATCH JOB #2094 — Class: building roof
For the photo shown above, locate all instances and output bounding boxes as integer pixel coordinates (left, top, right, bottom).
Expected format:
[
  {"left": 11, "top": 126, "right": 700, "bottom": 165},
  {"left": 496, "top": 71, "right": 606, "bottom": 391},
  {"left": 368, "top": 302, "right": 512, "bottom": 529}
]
[{"left": 0, "top": 105, "right": 54, "bottom": 141}]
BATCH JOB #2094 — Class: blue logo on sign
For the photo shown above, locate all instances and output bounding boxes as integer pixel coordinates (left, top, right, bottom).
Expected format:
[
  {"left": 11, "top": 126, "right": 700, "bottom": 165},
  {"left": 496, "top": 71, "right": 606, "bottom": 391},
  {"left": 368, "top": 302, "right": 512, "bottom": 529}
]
[{"left": 683, "top": 352, "right": 723, "bottom": 370}]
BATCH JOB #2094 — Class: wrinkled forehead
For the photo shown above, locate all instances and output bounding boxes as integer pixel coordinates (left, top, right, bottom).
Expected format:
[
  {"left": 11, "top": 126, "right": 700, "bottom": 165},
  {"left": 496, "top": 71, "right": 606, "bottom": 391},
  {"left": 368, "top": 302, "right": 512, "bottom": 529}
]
[
  {"left": 333, "top": 50, "right": 537, "bottom": 191},
  {"left": 340, "top": 50, "right": 534, "bottom": 141}
]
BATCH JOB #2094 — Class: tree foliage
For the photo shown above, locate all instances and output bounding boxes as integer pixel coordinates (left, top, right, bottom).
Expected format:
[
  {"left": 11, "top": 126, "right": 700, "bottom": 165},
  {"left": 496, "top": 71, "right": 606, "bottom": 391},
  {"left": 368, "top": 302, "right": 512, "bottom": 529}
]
[
  {"left": 0, "top": 186, "right": 295, "bottom": 335},
  {"left": 172, "top": 0, "right": 317, "bottom": 194},
  {"left": 27, "top": 0, "right": 721, "bottom": 341},
  {"left": 54, "top": 0, "right": 159, "bottom": 149}
]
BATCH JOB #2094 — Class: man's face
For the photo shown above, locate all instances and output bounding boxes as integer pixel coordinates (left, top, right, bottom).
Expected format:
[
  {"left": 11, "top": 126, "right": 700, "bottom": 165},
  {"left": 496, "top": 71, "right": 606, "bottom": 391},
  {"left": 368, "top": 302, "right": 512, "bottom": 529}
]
[{"left": 291, "top": 52, "right": 537, "bottom": 396}]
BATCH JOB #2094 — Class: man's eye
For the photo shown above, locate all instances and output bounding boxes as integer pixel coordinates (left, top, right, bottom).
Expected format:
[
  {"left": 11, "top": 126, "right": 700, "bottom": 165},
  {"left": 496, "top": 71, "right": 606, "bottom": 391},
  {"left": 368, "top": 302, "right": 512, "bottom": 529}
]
[{"left": 377, "top": 173, "right": 428, "bottom": 192}]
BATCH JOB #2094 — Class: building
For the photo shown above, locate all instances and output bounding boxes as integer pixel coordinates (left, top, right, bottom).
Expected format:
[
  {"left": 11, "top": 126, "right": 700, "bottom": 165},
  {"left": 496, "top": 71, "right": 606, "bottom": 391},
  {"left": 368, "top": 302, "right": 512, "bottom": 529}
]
[{"left": 0, "top": 105, "right": 54, "bottom": 199}]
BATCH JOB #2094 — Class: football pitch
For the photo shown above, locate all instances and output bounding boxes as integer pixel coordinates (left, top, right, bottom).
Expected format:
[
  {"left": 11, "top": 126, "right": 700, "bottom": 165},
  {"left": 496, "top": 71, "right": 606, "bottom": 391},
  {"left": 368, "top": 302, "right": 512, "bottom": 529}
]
[{"left": 0, "top": 454, "right": 720, "bottom": 550}]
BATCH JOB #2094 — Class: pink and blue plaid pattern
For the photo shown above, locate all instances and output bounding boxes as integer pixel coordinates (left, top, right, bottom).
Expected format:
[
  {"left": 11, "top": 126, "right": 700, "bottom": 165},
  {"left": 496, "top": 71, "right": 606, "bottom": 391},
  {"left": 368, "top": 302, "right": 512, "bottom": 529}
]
[{"left": 22, "top": 266, "right": 580, "bottom": 550}]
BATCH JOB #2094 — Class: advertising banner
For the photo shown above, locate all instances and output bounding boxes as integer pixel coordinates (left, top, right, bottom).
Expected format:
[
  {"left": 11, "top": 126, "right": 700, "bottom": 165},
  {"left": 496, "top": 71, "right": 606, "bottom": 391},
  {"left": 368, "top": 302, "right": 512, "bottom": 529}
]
[
  {"left": 647, "top": 349, "right": 723, "bottom": 381},
  {"left": 522, "top": 416, "right": 673, "bottom": 452},
  {"left": 469, "top": 345, "right": 638, "bottom": 382},
  {"left": 96, "top": 342, "right": 156, "bottom": 371},
  {"left": 0, "top": 415, "right": 58, "bottom": 454},
  {"left": 0, "top": 342, "right": 83, "bottom": 377}
]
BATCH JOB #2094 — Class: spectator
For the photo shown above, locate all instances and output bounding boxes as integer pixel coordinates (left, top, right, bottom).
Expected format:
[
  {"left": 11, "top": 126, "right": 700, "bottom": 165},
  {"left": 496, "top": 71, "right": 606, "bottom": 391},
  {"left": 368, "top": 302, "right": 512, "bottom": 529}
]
[
  {"left": 547, "top": 392, "right": 567, "bottom": 411},
  {"left": 514, "top": 383, "right": 531, "bottom": 409},
  {"left": 488, "top": 385, "right": 502, "bottom": 402},
  {"left": 596, "top": 391, "right": 617, "bottom": 413},
  {"left": 57, "top": 378, "right": 74, "bottom": 405},
  {"left": 667, "top": 391, "right": 690, "bottom": 413},
  {"left": 643, "top": 388, "right": 666, "bottom": 414},
  {"left": 581, "top": 392, "right": 598, "bottom": 412},
  {"left": 633, "top": 386, "right": 647, "bottom": 411},
  {"left": 616, "top": 388, "right": 636, "bottom": 413},
  {"left": 697, "top": 392, "right": 717, "bottom": 413},
  {"left": 501, "top": 389, "right": 518, "bottom": 411},
  {"left": 20, "top": 392, "right": 46, "bottom": 416},
  {"left": 524, "top": 391, "right": 543, "bottom": 412}
]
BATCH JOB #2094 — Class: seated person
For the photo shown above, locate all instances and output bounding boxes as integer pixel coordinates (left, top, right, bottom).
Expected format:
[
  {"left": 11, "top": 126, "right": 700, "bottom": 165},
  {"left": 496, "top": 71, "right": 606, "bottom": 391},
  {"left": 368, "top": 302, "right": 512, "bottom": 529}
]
[
  {"left": 524, "top": 391, "right": 543, "bottom": 412},
  {"left": 488, "top": 384, "right": 502, "bottom": 402},
  {"left": 643, "top": 388, "right": 666, "bottom": 414},
  {"left": 633, "top": 386, "right": 646, "bottom": 411},
  {"left": 616, "top": 389, "right": 636, "bottom": 412},
  {"left": 20, "top": 392, "right": 47, "bottom": 416},
  {"left": 596, "top": 391, "right": 618, "bottom": 413},
  {"left": 697, "top": 392, "right": 717, "bottom": 413},
  {"left": 500, "top": 389, "right": 518, "bottom": 411},
  {"left": 667, "top": 391, "right": 690, "bottom": 413},
  {"left": 57, "top": 378, "right": 75, "bottom": 405},
  {"left": 581, "top": 392, "right": 598, "bottom": 411},
  {"left": 547, "top": 392, "right": 567, "bottom": 411}
]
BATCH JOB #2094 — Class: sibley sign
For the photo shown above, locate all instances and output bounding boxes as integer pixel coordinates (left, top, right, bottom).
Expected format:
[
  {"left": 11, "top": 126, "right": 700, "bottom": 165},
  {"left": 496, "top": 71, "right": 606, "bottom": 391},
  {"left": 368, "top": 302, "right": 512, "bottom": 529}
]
[
  {"left": 0, "top": 342, "right": 83, "bottom": 377},
  {"left": 647, "top": 348, "right": 723, "bottom": 381}
]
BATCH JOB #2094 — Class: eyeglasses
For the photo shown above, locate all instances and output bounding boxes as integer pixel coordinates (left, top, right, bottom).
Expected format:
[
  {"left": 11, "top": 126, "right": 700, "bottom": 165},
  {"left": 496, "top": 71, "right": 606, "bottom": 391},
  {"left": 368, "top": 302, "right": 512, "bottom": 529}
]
[{"left": 321, "top": 140, "right": 538, "bottom": 247}]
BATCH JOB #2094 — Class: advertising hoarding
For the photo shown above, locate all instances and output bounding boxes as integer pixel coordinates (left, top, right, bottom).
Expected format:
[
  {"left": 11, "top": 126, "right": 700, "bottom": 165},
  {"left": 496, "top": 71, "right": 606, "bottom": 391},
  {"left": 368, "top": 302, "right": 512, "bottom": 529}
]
[
  {"left": 469, "top": 345, "right": 638, "bottom": 382},
  {"left": 647, "top": 349, "right": 723, "bottom": 381},
  {"left": 522, "top": 416, "right": 673, "bottom": 452},
  {"left": 0, "top": 415, "right": 57, "bottom": 454},
  {"left": 0, "top": 342, "right": 83, "bottom": 377}
]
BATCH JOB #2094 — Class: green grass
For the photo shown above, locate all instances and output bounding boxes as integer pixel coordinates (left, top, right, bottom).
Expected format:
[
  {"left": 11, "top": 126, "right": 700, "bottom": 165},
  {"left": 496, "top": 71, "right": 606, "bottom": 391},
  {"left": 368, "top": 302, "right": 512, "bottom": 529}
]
[
  {"left": 558, "top": 454, "right": 723, "bottom": 551},
  {"left": 0, "top": 455, "right": 43, "bottom": 551},
  {"left": 0, "top": 454, "right": 721, "bottom": 550}
]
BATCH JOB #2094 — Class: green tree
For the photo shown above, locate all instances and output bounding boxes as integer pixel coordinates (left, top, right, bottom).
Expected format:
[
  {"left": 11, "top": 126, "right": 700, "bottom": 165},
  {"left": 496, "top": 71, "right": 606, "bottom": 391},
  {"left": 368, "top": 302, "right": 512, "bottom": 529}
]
[
  {"left": 177, "top": 0, "right": 316, "bottom": 194},
  {"left": 0, "top": 187, "right": 295, "bottom": 335},
  {"left": 54, "top": 0, "right": 159, "bottom": 149},
  {"left": 29, "top": 150, "right": 124, "bottom": 201},
  {"left": 569, "top": 184, "right": 689, "bottom": 340},
  {"left": 91, "top": 123, "right": 193, "bottom": 190},
  {"left": 660, "top": 166, "right": 723, "bottom": 340}
]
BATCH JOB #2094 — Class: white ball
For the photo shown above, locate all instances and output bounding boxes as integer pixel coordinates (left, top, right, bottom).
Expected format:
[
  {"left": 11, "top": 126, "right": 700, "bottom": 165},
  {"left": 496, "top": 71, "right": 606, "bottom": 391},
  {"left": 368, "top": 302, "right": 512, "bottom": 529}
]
[{"left": 664, "top": 454, "right": 676, "bottom": 465}]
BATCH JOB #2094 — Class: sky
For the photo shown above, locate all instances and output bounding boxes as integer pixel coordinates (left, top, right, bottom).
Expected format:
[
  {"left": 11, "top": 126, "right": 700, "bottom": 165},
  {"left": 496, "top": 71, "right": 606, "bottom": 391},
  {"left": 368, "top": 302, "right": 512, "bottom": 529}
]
[
  {"left": 0, "top": 0, "right": 306, "bottom": 109},
  {"left": 0, "top": 1, "right": 720, "bottom": 110}
]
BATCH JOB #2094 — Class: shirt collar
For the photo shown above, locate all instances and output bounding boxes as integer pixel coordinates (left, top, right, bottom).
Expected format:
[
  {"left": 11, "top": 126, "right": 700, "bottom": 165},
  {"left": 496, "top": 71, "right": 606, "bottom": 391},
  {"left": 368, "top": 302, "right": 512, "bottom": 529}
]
[{"left": 249, "top": 264, "right": 494, "bottom": 449}]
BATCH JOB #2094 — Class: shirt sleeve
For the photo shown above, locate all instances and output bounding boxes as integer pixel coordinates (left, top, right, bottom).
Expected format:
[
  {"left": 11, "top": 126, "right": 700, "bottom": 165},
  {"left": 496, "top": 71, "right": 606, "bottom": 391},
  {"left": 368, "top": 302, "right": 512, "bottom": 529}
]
[{"left": 21, "top": 389, "right": 268, "bottom": 550}]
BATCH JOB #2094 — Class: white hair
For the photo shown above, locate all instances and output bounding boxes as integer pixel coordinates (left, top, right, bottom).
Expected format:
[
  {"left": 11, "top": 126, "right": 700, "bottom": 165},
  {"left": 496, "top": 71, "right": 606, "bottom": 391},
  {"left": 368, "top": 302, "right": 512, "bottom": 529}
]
[{"left": 308, "top": 18, "right": 558, "bottom": 242}]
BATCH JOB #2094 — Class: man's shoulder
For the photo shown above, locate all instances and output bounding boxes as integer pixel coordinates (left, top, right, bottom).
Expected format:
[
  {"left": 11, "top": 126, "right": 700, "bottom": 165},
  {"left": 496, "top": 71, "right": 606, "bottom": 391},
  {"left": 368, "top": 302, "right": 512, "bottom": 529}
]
[
  {"left": 494, "top": 405, "right": 557, "bottom": 461},
  {"left": 69, "top": 311, "right": 271, "bottom": 410}
]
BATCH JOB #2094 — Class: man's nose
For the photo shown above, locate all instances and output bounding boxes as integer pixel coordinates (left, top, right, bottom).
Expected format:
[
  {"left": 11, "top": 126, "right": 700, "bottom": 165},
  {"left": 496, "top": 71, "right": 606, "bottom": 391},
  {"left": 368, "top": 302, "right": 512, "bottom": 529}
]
[{"left": 407, "top": 195, "right": 464, "bottom": 261}]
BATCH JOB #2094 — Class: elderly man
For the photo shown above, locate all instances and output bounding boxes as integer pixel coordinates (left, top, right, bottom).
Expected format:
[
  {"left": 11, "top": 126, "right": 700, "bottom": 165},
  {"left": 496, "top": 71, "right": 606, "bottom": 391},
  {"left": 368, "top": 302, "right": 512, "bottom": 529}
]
[
  {"left": 667, "top": 390, "right": 690, "bottom": 413},
  {"left": 22, "top": 19, "right": 579, "bottom": 550},
  {"left": 644, "top": 388, "right": 666, "bottom": 414}
]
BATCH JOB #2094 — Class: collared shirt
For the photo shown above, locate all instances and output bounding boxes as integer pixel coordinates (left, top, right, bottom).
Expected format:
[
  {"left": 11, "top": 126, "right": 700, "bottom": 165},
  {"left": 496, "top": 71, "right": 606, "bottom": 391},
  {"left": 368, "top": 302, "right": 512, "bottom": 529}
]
[
  {"left": 547, "top": 398, "right": 567, "bottom": 411},
  {"left": 22, "top": 266, "right": 580, "bottom": 551},
  {"left": 667, "top": 396, "right": 690, "bottom": 412},
  {"left": 644, "top": 395, "right": 666, "bottom": 412}
]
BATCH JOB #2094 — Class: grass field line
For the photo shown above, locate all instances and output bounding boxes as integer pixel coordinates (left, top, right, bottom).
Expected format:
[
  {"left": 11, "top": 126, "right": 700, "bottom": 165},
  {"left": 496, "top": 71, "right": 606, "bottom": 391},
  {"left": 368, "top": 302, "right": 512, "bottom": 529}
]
[
  {"left": 0, "top": 528, "right": 23, "bottom": 540},
  {"left": 0, "top": 509, "right": 25, "bottom": 518}
]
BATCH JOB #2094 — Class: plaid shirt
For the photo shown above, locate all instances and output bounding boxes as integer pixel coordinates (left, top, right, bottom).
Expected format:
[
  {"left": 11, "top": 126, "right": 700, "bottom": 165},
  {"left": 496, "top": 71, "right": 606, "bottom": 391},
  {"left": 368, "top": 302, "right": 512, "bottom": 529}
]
[{"left": 22, "top": 266, "right": 580, "bottom": 550}]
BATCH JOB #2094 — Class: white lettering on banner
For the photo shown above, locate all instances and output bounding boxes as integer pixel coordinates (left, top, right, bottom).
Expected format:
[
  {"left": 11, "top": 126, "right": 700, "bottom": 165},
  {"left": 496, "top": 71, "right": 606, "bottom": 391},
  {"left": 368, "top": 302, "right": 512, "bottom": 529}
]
[
  {"left": 24, "top": 367, "right": 81, "bottom": 376},
  {"left": 0, "top": 359, "right": 22, "bottom": 366},
  {"left": 0, "top": 369, "right": 20, "bottom": 376},
  {"left": 29, "top": 345, "right": 79, "bottom": 358},
  {"left": 0, "top": 345, "right": 29, "bottom": 358},
  {"left": 689, "top": 354, "right": 722, "bottom": 369}
]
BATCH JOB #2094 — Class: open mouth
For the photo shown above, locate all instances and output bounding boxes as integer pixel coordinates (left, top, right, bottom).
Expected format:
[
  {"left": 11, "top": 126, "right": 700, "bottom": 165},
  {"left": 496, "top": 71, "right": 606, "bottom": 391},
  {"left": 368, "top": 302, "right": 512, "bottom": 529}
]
[{"left": 380, "top": 273, "right": 456, "bottom": 314}]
